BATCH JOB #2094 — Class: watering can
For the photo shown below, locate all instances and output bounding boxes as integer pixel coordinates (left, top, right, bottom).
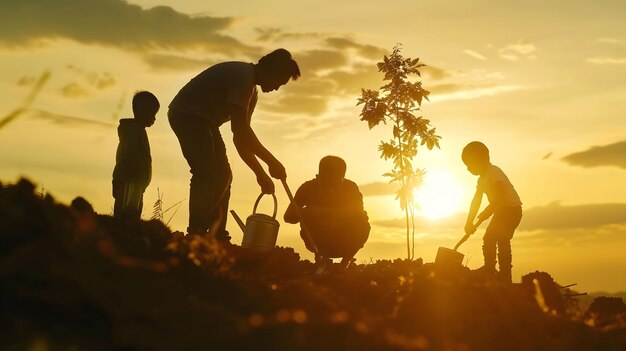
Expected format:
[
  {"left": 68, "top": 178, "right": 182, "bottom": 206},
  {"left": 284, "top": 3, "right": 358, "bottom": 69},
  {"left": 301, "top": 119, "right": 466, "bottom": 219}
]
[{"left": 230, "top": 193, "right": 280, "bottom": 252}]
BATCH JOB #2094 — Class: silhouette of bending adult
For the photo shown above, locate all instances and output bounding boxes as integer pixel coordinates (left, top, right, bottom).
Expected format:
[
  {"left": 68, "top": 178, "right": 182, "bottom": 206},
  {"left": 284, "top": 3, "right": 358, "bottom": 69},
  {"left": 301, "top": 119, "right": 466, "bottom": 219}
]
[{"left": 169, "top": 49, "right": 301, "bottom": 241}]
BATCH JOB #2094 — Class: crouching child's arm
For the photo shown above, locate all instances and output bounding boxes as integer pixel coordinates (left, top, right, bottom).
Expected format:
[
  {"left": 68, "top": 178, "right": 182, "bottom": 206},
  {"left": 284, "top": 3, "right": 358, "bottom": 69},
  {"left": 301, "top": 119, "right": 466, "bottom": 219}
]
[
  {"left": 284, "top": 201, "right": 300, "bottom": 224},
  {"left": 284, "top": 183, "right": 309, "bottom": 224}
]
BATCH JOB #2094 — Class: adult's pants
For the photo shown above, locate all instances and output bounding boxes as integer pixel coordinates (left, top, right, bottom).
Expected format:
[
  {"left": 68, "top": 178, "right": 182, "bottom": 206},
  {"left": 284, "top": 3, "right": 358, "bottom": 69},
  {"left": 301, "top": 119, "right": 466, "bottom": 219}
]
[{"left": 168, "top": 108, "right": 232, "bottom": 241}]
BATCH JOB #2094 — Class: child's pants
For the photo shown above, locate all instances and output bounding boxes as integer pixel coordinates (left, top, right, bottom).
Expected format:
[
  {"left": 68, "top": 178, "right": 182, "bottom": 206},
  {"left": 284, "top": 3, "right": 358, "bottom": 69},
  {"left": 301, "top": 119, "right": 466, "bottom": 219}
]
[
  {"left": 113, "top": 182, "right": 145, "bottom": 220},
  {"left": 300, "top": 211, "right": 370, "bottom": 259},
  {"left": 483, "top": 205, "right": 522, "bottom": 278}
]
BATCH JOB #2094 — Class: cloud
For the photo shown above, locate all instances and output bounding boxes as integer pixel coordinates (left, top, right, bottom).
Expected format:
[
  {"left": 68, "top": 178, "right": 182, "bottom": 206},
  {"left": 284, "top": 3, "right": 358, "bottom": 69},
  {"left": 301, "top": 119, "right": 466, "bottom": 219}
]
[
  {"left": 421, "top": 66, "right": 452, "bottom": 80},
  {"left": 371, "top": 215, "right": 464, "bottom": 230},
  {"left": 359, "top": 181, "right": 398, "bottom": 197},
  {"left": 262, "top": 40, "right": 514, "bottom": 117},
  {"left": 595, "top": 38, "right": 625, "bottom": 46},
  {"left": 430, "top": 85, "right": 523, "bottom": 102},
  {"left": 0, "top": 0, "right": 257, "bottom": 55},
  {"left": 95, "top": 73, "right": 116, "bottom": 90},
  {"left": 256, "top": 41, "right": 385, "bottom": 115},
  {"left": 325, "top": 37, "right": 387, "bottom": 59},
  {"left": 60, "top": 82, "right": 90, "bottom": 98},
  {"left": 419, "top": 65, "right": 521, "bottom": 102},
  {"left": 520, "top": 202, "right": 626, "bottom": 231},
  {"left": 259, "top": 75, "right": 336, "bottom": 116},
  {"left": 28, "top": 109, "right": 116, "bottom": 128},
  {"left": 255, "top": 27, "right": 324, "bottom": 42},
  {"left": 296, "top": 49, "right": 349, "bottom": 73},
  {"left": 280, "top": 119, "right": 339, "bottom": 141},
  {"left": 429, "top": 83, "right": 468, "bottom": 95},
  {"left": 263, "top": 94, "right": 329, "bottom": 116},
  {"left": 325, "top": 64, "right": 382, "bottom": 95},
  {"left": 562, "top": 141, "right": 626, "bottom": 169},
  {"left": 514, "top": 224, "right": 626, "bottom": 250},
  {"left": 463, "top": 49, "right": 486, "bottom": 61},
  {"left": 281, "top": 77, "right": 337, "bottom": 97},
  {"left": 586, "top": 57, "right": 626, "bottom": 64},
  {"left": 142, "top": 53, "right": 215, "bottom": 71},
  {"left": 499, "top": 40, "right": 537, "bottom": 61},
  {"left": 429, "top": 82, "right": 520, "bottom": 99},
  {"left": 58, "top": 66, "right": 117, "bottom": 97},
  {"left": 372, "top": 202, "right": 626, "bottom": 233},
  {"left": 263, "top": 43, "right": 505, "bottom": 117}
]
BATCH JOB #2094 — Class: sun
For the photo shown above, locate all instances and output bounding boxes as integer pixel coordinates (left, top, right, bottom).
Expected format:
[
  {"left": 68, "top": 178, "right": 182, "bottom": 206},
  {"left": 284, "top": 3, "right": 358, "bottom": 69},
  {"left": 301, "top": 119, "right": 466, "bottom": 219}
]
[{"left": 413, "top": 170, "right": 465, "bottom": 220}]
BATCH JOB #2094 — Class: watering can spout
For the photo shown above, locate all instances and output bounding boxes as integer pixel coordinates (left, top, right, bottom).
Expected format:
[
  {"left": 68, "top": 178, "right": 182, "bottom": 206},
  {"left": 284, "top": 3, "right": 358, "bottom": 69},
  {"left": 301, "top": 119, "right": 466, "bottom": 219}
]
[{"left": 230, "top": 210, "right": 246, "bottom": 233}]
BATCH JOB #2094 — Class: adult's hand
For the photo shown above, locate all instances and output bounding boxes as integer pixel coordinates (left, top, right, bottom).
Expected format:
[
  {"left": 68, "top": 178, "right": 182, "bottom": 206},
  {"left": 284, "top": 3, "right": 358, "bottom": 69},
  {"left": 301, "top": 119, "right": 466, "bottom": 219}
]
[
  {"left": 268, "top": 159, "right": 287, "bottom": 180},
  {"left": 256, "top": 173, "right": 275, "bottom": 194}
]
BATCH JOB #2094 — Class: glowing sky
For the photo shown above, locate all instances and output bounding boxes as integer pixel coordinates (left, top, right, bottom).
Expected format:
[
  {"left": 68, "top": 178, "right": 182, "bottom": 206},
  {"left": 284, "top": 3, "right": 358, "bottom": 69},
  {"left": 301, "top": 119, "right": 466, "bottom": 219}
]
[{"left": 1, "top": 0, "right": 625, "bottom": 292}]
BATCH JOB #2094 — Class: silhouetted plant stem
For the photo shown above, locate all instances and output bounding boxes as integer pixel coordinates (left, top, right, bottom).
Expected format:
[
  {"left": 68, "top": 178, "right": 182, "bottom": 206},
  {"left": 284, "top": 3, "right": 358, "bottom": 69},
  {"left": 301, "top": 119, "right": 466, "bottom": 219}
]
[{"left": 357, "top": 44, "right": 441, "bottom": 260}]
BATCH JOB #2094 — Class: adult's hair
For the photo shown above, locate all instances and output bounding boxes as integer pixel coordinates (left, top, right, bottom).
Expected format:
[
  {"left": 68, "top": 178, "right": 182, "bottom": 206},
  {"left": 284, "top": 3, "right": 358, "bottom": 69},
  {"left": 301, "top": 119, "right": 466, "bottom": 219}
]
[
  {"left": 319, "top": 155, "right": 347, "bottom": 178},
  {"left": 258, "top": 49, "right": 301, "bottom": 81},
  {"left": 132, "top": 91, "right": 160, "bottom": 116},
  {"left": 462, "top": 141, "right": 490, "bottom": 163}
]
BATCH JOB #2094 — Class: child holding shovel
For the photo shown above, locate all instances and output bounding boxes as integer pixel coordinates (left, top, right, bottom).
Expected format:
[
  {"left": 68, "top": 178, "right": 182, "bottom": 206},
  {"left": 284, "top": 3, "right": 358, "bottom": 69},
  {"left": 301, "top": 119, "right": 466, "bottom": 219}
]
[
  {"left": 462, "top": 141, "right": 522, "bottom": 283},
  {"left": 284, "top": 156, "right": 370, "bottom": 270}
]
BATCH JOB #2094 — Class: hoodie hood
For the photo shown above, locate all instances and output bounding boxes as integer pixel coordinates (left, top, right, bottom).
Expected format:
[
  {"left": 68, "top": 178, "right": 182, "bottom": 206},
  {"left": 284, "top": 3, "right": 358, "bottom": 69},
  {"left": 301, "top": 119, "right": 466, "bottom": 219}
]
[{"left": 118, "top": 118, "right": 144, "bottom": 139}]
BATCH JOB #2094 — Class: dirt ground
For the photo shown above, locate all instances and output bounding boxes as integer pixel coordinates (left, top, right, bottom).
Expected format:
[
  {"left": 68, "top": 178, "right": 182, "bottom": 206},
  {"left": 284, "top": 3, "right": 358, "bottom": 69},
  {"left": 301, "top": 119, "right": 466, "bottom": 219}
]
[{"left": 1, "top": 179, "right": 625, "bottom": 350}]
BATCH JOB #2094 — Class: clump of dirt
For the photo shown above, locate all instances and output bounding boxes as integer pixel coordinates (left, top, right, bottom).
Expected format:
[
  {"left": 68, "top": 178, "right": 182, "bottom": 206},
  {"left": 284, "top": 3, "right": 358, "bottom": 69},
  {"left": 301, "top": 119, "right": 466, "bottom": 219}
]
[
  {"left": 1, "top": 179, "right": 625, "bottom": 350},
  {"left": 520, "top": 271, "right": 568, "bottom": 314},
  {"left": 586, "top": 297, "right": 626, "bottom": 329}
]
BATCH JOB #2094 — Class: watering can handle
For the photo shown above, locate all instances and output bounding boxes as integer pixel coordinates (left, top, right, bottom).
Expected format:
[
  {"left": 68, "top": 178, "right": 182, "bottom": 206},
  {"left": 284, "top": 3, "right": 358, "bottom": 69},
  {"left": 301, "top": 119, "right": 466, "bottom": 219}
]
[{"left": 252, "top": 193, "right": 278, "bottom": 219}]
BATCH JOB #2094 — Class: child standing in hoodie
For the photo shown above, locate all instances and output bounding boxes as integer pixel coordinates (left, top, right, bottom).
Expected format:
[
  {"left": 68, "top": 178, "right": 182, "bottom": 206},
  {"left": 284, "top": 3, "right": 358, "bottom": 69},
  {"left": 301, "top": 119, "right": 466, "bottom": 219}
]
[{"left": 112, "top": 91, "right": 159, "bottom": 220}]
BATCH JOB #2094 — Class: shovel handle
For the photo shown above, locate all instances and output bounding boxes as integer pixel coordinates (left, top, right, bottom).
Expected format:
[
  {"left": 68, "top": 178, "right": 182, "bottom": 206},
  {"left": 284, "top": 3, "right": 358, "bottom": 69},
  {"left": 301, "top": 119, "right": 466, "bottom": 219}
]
[
  {"left": 454, "top": 217, "right": 488, "bottom": 251},
  {"left": 281, "top": 179, "right": 320, "bottom": 255},
  {"left": 454, "top": 234, "right": 470, "bottom": 251}
]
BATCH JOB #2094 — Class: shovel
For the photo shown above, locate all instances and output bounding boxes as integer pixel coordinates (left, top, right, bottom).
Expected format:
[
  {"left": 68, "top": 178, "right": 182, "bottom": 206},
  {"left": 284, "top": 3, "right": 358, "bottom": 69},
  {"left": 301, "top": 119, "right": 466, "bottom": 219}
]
[
  {"left": 435, "top": 217, "right": 487, "bottom": 266},
  {"left": 281, "top": 179, "right": 328, "bottom": 274},
  {"left": 454, "top": 216, "right": 488, "bottom": 250}
]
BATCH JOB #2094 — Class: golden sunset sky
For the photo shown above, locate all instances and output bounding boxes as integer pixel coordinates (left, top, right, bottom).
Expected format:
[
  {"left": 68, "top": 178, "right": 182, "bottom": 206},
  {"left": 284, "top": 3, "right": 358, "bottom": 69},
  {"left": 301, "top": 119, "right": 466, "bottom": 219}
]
[{"left": 1, "top": 0, "right": 625, "bottom": 292}]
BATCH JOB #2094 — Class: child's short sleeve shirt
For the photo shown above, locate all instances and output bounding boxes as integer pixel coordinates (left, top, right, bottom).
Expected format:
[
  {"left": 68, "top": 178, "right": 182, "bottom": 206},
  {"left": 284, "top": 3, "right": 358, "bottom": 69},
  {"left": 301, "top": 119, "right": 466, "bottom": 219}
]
[{"left": 477, "top": 164, "right": 522, "bottom": 207}]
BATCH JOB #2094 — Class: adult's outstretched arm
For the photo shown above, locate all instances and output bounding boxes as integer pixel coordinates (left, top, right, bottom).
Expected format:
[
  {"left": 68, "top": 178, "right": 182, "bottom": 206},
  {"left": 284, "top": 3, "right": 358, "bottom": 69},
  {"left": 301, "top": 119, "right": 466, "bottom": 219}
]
[{"left": 230, "top": 105, "right": 286, "bottom": 180}]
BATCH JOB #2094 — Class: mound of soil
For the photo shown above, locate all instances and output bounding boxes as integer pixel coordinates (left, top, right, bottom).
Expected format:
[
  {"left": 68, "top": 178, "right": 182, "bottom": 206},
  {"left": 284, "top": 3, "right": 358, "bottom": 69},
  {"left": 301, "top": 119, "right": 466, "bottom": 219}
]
[
  {"left": 1, "top": 179, "right": 625, "bottom": 350},
  {"left": 586, "top": 297, "right": 626, "bottom": 329}
]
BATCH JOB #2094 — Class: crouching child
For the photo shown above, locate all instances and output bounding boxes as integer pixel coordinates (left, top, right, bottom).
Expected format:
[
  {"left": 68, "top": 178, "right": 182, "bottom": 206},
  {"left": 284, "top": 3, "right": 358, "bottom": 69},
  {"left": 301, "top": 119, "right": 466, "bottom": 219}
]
[
  {"left": 284, "top": 156, "right": 370, "bottom": 269},
  {"left": 112, "top": 91, "right": 159, "bottom": 220}
]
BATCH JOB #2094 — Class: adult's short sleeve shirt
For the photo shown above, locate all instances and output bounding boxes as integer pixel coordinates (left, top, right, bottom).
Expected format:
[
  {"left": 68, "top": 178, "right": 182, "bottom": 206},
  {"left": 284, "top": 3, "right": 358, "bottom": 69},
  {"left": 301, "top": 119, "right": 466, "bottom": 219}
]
[
  {"left": 477, "top": 164, "right": 522, "bottom": 207},
  {"left": 169, "top": 61, "right": 258, "bottom": 126}
]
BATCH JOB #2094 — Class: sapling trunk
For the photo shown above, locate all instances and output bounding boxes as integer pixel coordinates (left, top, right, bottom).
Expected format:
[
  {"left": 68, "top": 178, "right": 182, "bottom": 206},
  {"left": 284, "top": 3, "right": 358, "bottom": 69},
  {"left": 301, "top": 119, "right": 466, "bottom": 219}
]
[{"left": 357, "top": 45, "right": 440, "bottom": 260}]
